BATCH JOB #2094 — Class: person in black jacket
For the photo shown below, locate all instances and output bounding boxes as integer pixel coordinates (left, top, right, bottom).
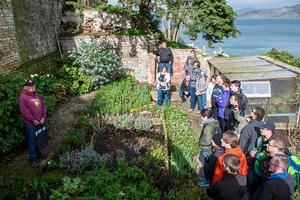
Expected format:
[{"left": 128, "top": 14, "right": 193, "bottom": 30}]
[
  {"left": 207, "top": 154, "right": 247, "bottom": 200},
  {"left": 250, "top": 154, "right": 295, "bottom": 200},
  {"left": 179, "top": 75, "right": 190, "bottom": 104},
  {"left": 201, "top": 133, "right": 225, "bottom": 186},
  {"left": 152, "top": 41, "right": 174, "bottom": 75},
  {"left": 230, "top": 80, "right": 248, "bottom": 116}
]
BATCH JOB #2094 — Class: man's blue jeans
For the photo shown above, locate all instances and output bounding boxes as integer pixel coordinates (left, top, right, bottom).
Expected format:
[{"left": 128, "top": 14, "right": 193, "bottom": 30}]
[
  {"left": 26, "top": 125, "right": 40, "bottom": 162},
  {"left": 159, "top": 63, "right": 172, "bottom": 74},
  {"left": 157, "top": 88, "right": 169, "bottom": 106},
  {"left": 179, "top": 90, "right": 189, "bottom": 103},
  {"left": 189, "top": 86, "right": 197, "bottom": 109},
  {"left": 197, "top": 94, "right": 206, "bottom": 111}
]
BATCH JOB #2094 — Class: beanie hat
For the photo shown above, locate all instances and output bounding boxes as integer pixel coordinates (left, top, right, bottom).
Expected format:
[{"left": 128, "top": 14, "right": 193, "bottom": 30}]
[{"left": 24, "top": 80, "right": 35, "bottom": 86}]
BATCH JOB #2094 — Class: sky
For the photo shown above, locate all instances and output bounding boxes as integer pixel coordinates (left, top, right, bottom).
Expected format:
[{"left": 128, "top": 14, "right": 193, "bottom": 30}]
[{"left": 226, "top": 0, "right": 300, "bottom": 10}]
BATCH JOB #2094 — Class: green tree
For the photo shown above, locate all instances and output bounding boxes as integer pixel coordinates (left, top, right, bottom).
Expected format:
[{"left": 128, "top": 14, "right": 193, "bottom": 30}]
[{"left": 154, "top": 0, "right": 240, "bottom": 47}]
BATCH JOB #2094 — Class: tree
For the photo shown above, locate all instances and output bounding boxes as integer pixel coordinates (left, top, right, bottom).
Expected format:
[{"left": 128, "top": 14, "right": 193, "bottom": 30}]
[{"left": 154, "top": 0, "right": 240, "bottom": 47}]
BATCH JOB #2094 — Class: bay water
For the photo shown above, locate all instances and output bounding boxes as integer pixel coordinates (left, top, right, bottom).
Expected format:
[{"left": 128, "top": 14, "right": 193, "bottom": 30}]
[{"left": 181, "top": 19, "right": 300, "bottom": 57}]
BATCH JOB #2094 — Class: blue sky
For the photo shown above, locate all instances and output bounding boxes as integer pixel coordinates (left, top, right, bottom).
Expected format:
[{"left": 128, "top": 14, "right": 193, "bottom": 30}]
[
  {"left": 108, "top": 0, "right": 300, "bottom": 10},
  {"left": 226, "top": 0, "right": 299, "bottom": 10}
]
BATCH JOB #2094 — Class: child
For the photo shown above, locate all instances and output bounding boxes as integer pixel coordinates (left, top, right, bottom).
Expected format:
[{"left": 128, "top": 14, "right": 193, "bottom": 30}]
[
  {"left": 207, "top": 154, "right": 247, "bottom": 200},
  {"left": 212, "top": 131, "right": 248, "bottom": 185}
]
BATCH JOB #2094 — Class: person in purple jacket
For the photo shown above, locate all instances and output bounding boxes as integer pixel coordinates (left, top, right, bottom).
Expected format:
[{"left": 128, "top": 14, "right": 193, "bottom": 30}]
[
  {"left": 216, "top": 81, "right": 231, "bottom": 133},
  {"left": 18, "top": 80, "right": 47, "bottom": 168}
]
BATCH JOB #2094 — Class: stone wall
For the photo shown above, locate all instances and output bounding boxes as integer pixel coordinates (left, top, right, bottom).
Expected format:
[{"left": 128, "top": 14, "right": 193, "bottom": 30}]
[
  {"left": 61, "top": 10, "right": 135, "bottom": 34},
  {"left": 0, "top": 0, "right": 63, "bottom": 74},
  {"left": 59, "top": 35, "right": 158, "bottom": 83}
]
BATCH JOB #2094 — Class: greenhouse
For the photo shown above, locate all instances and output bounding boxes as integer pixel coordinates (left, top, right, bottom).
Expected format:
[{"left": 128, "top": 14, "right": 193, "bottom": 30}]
[{"left": 208, "top": 56, "right": 300, "bottom": 129}]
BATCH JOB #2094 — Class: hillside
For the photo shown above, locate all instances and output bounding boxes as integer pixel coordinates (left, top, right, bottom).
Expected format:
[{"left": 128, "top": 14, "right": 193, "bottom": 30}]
[{"left": 238, "top": 4, "right": 300, "bottom": 19}]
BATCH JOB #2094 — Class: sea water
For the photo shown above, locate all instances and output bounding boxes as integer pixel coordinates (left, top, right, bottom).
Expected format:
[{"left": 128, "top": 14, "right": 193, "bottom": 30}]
[{"left": 181, "top": 19, "right": 300, "bottom": 57}]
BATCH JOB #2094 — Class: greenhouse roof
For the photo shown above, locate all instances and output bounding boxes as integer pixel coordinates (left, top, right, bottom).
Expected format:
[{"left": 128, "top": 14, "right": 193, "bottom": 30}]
[{"left": 208, "top": 56, "right": 300, "bottom": 81}]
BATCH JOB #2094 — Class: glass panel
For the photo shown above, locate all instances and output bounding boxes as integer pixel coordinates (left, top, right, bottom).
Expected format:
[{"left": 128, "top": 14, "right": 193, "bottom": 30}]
[{"left": 241, "top": 81, "right": 271, "bottom": 98}]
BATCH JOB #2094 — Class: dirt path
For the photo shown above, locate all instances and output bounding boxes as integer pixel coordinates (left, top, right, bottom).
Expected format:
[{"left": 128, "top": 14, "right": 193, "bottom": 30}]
[{"left": 3, "top": 91, "right": 96, "bottom": 169}]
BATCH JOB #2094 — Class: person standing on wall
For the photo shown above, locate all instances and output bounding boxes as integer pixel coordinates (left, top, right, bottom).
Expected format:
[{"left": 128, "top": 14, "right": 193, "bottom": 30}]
[
  {"left": 153, "top": 41, "right": 174, "bottom": 76},
  {"left": 183, "top": 49, "right": 198, "bottom": 75},
  {"left": 18, "top": 80, "right": 47, "bottom": 168}
]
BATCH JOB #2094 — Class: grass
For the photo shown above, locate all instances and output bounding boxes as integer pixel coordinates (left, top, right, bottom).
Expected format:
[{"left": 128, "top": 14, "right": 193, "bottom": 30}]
[{"left": 166, "top": 40, "right": 193, "bottom": 49}]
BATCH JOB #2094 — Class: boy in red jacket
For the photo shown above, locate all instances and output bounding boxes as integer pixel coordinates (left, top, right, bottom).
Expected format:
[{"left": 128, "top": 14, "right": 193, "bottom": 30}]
[
  {"left": 18, "top": 80, "right": 47, "bottom": 168},
  {"left": 211, "top": 131, "right": 247, "bottom": 185}
]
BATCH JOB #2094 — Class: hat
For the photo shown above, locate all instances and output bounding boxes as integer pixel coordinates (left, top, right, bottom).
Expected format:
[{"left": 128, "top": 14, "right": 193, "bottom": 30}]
[
  {"left": 260, "top": 120, "right": 275, "bottom": 132},
  {"left": 24, "top": 80, "right": 35, "bottom": 86},
  {"left": 212, "top": 133, "right": 222, "bottom": 147}
]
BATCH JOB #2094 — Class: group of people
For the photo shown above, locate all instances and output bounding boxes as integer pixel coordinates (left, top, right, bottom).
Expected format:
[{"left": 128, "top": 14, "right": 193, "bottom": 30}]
[{"left": 193, "top": 77, "right": 297, "bottom": 199}]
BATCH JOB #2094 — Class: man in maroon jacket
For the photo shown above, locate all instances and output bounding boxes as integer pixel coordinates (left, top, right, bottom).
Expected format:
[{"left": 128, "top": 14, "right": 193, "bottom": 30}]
[{"left": 18, "top": 80, "right": 47, "bottom": 168}]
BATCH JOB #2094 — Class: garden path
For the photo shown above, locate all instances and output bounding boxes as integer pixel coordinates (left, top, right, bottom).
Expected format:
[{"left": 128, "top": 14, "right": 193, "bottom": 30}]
[{"left": 4, "top": 91, "right": 96, "bottom": 170}]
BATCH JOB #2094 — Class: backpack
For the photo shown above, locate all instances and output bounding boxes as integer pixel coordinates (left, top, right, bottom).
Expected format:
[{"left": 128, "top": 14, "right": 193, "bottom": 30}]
[{"left": 288, "top": 155, "right": 300, "bottom": 190}]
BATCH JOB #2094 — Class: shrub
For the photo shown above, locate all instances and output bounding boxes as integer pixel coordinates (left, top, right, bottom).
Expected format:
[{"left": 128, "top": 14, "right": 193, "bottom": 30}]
[
  {"left": 84, "top": 75, "right": 151, "bottom": 116},
  {"left": 79, "top": 161, "right": 161, "bottom": 199},
  {"left": 55, "top": 59, "right": 93, "bottom": 95},
  {"left": 262, "top": 48, "right": 300, "bottom": 69},
  {"left": 68, "top": 39, "right": 125, "bottom": 89},
  {"left": 50, "top": 177, "right": 84, "bottom": 200},
  {"left": 58, "top": 146, "right": 113, "bottom": 174},
  {"left": 166, "top": 40, "right": 193, "bottom": 49},
  {"left": 134, "top": 116, "right": 153, "bottom": 131},
  {"left": 114, "top": 114, "right": 134, "bottom": 129},
  {"left": 116, "top": 28, "right": 150, "bottom": 36},
  {"left": 56, "top": 129, "right": 84, "bottom": 154},
  {"left": 0, "top": 73, "right": 27, "bottom": 157}
]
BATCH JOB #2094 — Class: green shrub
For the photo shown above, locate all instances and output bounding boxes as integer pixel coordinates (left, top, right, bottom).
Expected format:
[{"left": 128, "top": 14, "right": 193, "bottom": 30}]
[
  {"left": 84, "top": 75, "right": 151, "bottom": 116},
  {"left": 56, "top": 129, "right": 84, "bottom": 154},
  {"left": 114, "top": 114, "right": 134, "bottom": 129},
  {"left": 116, "top": 28, "right": 150, "bottom": 36},
  {"left": 166, "top": 40, "right": 193, "bottom": 49},
  {"left": 0, "top": 73, "right": 26, "bottom": 157},
  {"left": 55, "top": 58, "right": 93, "bottom": 96},
  {"left": 103, "top": 4, "right": 127, "bottom": 14},
  {"left": 68, "top": 39, "right": 125, "bottom": 89},
  {"left": 134, "top": 116, "right": 153, "bottom": 131},
  {"left": 165, "top": 106, "right": 198, "bottom": 177},
  {"left": 58, "top": 146, "right": 113, "bottom": 174},
  {"left": 50, "top": 177, "right": 84, "bottom": 200},
  {"left": 262, "top": 48, "right": 300, "bottom": 69},
  {"left": 79, "top": 162, "right": 161, "bottom": 199}
]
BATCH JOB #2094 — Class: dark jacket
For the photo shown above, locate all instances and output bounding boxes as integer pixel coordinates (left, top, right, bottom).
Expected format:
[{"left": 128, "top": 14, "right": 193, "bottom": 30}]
[
  {"left": 18, "top": 90, "right": 46, "bottom": 126},
  {"left": 207, "top": 173, "right": 247, "bottom": 200},
  {"left": 231, "top": 89, "right": 248, "bottom": 116},
  {"left": 204, "top": 147, "right": 225, "bottom": 184},
  {"left": 153, "top": 48, "right": 174, "bottom": 63},
  {"left": 198, "top": 119, "right": 219, "bottom": 150},
  {"left": 239, "top": 119, "right": 263, "bottom": 154},
  {"left": 211, "top": 84, "right": 223, "bottom": 108},
  {"left": 250, "top": 172, "right": 295, "bottom": 200},
  {"left": 180, "top": 78, "right": 190, "bottom": 93},
  {"left": 225, "top": 105, "right": 241, "bottom": 132}
]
